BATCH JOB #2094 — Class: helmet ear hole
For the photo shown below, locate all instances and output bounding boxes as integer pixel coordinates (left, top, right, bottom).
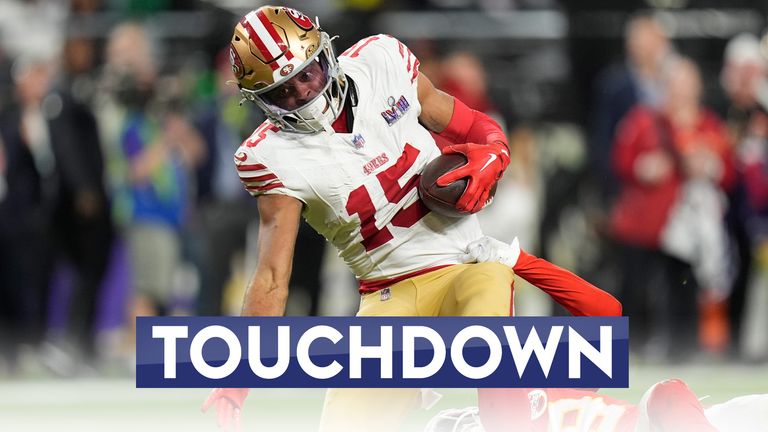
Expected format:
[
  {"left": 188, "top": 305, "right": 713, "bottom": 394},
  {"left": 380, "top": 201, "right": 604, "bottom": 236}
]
[{"left": 235, "top": 36, "right": 241, "bottom": 42}]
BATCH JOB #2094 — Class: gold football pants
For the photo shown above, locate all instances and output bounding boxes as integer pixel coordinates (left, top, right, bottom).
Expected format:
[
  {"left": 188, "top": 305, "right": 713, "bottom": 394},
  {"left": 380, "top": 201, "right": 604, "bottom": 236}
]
[{"left": 319, "top": 263, "right": 515, "bottom": 432}]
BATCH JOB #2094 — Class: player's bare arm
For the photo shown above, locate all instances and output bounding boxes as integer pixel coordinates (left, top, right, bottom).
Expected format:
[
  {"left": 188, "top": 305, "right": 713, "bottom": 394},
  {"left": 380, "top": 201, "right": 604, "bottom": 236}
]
[
  {"left": 416, "top": 71, "right": 511, "bottom": 213},
  {"left": 416, "top": 72, "right": 455, "bottom": 133},
  {"left": 241, "top": 194, "right": 302, "bottom": 317},
  {"left": 201, "top": 194, "right": 302, "bottom": 431}
]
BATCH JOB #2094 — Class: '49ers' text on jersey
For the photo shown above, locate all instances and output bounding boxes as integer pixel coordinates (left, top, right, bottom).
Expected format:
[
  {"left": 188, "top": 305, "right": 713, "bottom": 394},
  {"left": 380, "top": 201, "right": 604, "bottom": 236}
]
[{"left": 234, "top": 35, "right": 482, "bottom": 291}]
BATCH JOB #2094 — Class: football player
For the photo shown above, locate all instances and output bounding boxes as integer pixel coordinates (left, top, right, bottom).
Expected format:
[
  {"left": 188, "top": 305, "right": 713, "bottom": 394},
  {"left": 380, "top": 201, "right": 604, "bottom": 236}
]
[
  {"left": 202, "top": 6, "right": 621, "bottom": 431},
  {"left": 429, "top": 379, "right": 768, "bottom": 432}
]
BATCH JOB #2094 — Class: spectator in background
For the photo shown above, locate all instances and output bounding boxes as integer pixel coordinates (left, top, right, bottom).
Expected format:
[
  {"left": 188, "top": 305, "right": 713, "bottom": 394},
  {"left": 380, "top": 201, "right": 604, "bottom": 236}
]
[
  {"left": 0, "top": 50, "right": 12, "bottom": 114},
  {"left": 0, "top": 48, "right": 17, "bottom": 371},
  {"left": 100, "top": 23, "right": 205, "bottom": 343},
  {"left": 721, "top": 34, "right": 768, "bottom": 142},
  {"left": 0, "top": 58, "right": 60, "bottom": 358},
  {"left": 0, "top": 93, "right": 44, "bottom": 372},
  {"left": 0, "top": 51, "right": 113, "bottom": 370},
  {"left": 122, "top": 108, "right": 205, "bottom": 321},
  {"left": 61, "top": 36, "right": 99, "bottom": 105},
  {"left": 610, "top": 57, "right": 736, "bottom": 361},
  {"left": 591, "top": 13, "right": 675, "bottom": 202},
  {"left": 719, "top": 33, "right": 768, "bottom": 359},
  {"left": 44, "top": 37, "right": 114, "bottom": 364},
  {"left": 440, "top": 52, "right": 502, "bottom": 122},
  {"left": 736, "top": 103, "right": 768, "bottom": 361}
]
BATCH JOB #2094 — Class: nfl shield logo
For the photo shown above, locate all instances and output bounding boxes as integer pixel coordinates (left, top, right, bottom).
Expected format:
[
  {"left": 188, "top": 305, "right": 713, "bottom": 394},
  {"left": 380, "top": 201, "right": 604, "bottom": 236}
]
[
  {"left": 380, "top": 288, "right": 391, "bottom": 301},
  {"left": 352, "top": 134, "right": 366, "bottom": 149}
]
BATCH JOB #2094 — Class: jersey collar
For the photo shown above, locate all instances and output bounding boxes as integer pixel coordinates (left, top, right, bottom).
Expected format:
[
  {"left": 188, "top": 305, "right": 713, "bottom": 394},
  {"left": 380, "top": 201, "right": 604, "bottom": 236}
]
[{"left": 331, "top": 75, "right": 358, "bottom": 134}]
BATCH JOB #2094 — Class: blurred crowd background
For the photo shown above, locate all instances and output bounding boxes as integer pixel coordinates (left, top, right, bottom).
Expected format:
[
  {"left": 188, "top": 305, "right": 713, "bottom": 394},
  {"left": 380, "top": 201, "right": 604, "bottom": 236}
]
[{"left": 1, "top": 0, "right": 768, "bottom": 378}]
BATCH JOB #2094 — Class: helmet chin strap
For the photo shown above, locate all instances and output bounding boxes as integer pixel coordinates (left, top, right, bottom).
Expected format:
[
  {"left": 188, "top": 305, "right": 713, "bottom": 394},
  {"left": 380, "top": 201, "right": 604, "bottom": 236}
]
[
  {"left": 315, "top": 108, "right": 335, "bottom": 134},
  {"left": 297, "top": 93, "right": 336, "bottom": 134},
  {"left": 308, "top": 103, "right": 335, "bottom": 134}
]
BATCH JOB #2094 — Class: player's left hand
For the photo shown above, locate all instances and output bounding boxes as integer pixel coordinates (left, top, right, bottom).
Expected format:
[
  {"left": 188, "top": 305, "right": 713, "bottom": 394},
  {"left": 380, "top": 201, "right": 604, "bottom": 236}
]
[
  {"left": 436, "top": 142, "right": 510, "bottom": 213},
  {"left": 461, "top": 236, "right": 521, "bottom": 268},
  {"left": 202, "top": 388, "right": 249, "bottom": 431}
]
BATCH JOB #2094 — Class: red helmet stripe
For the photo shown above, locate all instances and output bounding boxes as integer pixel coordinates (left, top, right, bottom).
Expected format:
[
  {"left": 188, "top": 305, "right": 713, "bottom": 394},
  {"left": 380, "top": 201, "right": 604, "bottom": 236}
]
[
  {"left": 240, "top": 15, "right": 279, "bottom": 71},
  {"left": 256, "top": 10, "right": 295, "bottom": 62}
]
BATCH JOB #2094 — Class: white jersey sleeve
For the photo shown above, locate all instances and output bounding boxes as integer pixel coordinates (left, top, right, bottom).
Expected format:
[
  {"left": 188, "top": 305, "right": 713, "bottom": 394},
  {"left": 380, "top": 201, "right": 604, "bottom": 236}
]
[
  {"left": 234, "top": 121, "right": 306, "bottom": 204},
  {"left": 340, "top": 34, "right": 421, "bottom": 94}
]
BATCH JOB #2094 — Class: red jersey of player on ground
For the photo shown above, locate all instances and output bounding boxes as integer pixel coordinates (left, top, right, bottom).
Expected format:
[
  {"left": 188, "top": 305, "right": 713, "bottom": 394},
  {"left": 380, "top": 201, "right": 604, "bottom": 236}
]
[{"left": 476, "top": 379, "right": 718, "bottom": 432}]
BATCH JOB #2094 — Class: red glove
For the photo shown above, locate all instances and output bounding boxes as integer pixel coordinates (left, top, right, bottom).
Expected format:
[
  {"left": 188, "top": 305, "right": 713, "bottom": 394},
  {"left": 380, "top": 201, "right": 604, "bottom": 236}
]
[
  {"left": 202, "top": 388, "right": 249, "bottom": 431},
  {"left": 436, "top": 141, "right": 510, "bottom": 213}
]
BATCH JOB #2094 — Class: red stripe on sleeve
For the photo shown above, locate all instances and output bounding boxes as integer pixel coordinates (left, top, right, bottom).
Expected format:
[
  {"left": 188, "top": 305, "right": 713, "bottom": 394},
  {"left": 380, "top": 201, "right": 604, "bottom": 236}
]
[
  {"left": 236, "top": 163, "right": 268, "bottom": 171},
  {"left": 405, "top": 49, "right": 412, "bottom": 72},
  {"left": 411, "top": 58, "right": 420, "bottom": 82},
  {"left": 344, "top": 36, "right": 380, "bottom": 59},
  {"left": 240, "top": 173, "right": 277, "bottom": 182},
  {"left": 246, "top": 182, "right": 284, "bottom": 192},
  {"left": 340, "top": 41, "right": 358, "bottom": 57}
]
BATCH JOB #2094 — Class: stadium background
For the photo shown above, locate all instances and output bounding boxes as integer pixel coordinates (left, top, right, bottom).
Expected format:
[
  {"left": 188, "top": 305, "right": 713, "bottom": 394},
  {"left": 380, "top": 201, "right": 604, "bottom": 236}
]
[{"left": 0, "top": 0, "right": 767, "bottom": 430}]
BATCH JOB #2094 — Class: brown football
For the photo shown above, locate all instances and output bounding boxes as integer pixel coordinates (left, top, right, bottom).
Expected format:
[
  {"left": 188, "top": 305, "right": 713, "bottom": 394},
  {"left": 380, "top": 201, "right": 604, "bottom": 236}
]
[{"left": 418, "top": 153, "right": 497, "bottom": 218}]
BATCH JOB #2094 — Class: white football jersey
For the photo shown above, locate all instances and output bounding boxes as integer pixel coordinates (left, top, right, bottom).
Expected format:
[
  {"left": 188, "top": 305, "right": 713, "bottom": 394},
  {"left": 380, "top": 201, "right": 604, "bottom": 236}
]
[{"left": 234, "top": 35, "right": 482, "bottom": 289}]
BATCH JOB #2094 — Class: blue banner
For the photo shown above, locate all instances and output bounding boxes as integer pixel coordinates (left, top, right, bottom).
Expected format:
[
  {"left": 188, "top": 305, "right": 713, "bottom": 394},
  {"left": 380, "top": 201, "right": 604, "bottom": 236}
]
[{"left": 136, "top": 316, "right": 628, "bottom": 388}]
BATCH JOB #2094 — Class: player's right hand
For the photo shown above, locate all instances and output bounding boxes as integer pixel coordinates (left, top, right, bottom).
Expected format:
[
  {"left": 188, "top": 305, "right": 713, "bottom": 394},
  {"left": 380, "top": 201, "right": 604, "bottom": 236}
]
[
  {"left": 202, "top": 388, "right": 249, "bottom": 431},
  {"left": 461, "top": 236, "right": 521, "bottom": 268},
  {"left": 436, "top": 142, "right": 510, "bottom": 213}
]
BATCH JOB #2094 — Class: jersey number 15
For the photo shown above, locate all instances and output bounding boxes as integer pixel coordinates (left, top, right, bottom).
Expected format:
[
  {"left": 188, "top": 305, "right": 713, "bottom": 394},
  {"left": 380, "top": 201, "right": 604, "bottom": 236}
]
[{"left": 346, "top": 144, "right": 429, "bottom": 251}]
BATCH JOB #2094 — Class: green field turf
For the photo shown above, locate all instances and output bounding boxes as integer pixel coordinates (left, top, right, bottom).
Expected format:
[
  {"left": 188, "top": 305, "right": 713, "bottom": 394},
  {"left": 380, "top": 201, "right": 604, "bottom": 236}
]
[{"left": 1, "top": 363, "right": 765, "bottom": 432}]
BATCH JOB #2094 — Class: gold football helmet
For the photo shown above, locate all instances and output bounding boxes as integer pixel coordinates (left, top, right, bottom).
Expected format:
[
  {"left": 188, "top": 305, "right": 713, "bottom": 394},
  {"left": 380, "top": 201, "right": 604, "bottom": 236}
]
[{"left": 230, "top": 6, "right": 347, "bottom": 133}]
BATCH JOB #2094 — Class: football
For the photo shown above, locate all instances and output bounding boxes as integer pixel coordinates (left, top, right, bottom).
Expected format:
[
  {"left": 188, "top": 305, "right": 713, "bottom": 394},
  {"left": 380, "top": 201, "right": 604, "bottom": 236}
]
[{"left": 418, "top": 153, "right": 497, "bottom": 218}]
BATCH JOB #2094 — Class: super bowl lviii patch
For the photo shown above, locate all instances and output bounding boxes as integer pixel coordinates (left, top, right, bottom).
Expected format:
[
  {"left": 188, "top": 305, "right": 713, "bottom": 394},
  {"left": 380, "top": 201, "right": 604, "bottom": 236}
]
[{"left": 380, "top": 95, "right": 410, "bottom": 126}]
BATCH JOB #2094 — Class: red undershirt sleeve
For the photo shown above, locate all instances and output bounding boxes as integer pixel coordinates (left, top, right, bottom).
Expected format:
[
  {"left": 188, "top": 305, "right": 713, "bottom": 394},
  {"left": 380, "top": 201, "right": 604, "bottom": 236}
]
[{"left": 513, "top": 249, "right": 622, "bottom": 317}]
